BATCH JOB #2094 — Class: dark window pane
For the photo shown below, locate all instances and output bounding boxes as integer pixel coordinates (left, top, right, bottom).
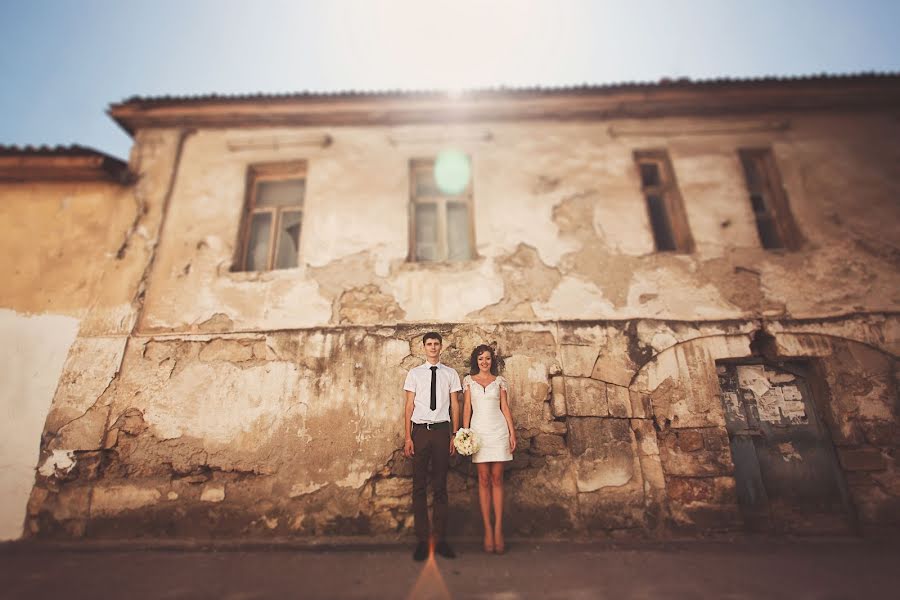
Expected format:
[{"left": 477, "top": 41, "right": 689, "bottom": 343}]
[
  {"left": 256, "top": 179, "right": 305, "bottom": 207},
  {"left": 245, "top": 212, "right": 272, "bottom": 271},
  {"left": 646, "top": 194, "right": 676, "bottom": 251},
  {"left": 446, "top": 202, "right": 471, "bottom": 261},
  {"left": 414, "top": 202, "right": 438, "bottom": 261},
  {"left": 750, "top": 193, "right": 768, "bottom": 215},
  {"left": 756, "top": 216, "right": 784, "bottom": 249},
  {"left": 274, "top": 210, "right": 302, "bottom": 269},
  {"left": 639, "top": 162, "right": 661, "bottom": 188},
  {"left": 740, "top": 155, "right": 762, "bottom": 192}
]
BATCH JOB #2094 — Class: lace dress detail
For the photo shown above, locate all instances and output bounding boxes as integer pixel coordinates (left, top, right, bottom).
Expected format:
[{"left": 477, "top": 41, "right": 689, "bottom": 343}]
[{"left": 464, "top": 375, "right": 512, "bottom": 463}]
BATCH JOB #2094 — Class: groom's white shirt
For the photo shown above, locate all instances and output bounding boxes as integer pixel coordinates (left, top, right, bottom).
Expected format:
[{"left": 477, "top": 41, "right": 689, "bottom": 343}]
[{"left": 404, "top": 362, "right": 462, "bottom": 424}]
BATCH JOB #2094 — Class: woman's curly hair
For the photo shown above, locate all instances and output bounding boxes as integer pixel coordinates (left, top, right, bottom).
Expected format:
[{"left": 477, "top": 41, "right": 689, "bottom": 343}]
[{"left": 469, "top": 344, "right": 500, "bottom": 376}]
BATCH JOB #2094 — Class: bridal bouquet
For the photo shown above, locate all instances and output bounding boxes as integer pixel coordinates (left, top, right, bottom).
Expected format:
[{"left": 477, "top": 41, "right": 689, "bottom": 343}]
[{"left": 453, "top": 428, "right": 479, "bottom": 456}]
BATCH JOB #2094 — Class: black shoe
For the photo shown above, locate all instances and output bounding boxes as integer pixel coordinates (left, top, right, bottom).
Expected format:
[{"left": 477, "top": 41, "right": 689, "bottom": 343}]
[
  {"left": 413, "top": 541, "right": 429, "bottom": 562},
  {"left": 435, "top": 540, "right": 456, "bottom": 559}
]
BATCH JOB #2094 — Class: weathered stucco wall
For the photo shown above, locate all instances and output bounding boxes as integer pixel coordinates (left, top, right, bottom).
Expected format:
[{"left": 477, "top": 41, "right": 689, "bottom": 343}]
[
  {"left": 0, "top": 181, "right": 137, "bottom": 323},
  {"left": 25, "top": 317, "right": 899, "bottom": 538},
  {"left": 11, "top": 100, "right": 900, "bottom": 540},
  {"left": 139, "top": 112, "right": 900, "bottom": 333},
  {"left": 0, "top": 179, "right": 140, "bottom": 539}
]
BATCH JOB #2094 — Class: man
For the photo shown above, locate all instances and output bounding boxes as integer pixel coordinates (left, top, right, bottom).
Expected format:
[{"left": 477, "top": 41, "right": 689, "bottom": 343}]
[{"left": 403, "top": 331, "right": 461, "bottom": 561}]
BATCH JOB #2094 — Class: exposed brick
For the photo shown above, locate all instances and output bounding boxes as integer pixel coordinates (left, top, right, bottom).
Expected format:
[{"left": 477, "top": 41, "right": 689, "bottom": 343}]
[
  {"left": 703, "top": 429, "right": 729, "bottom": 451},
  {"left": 531, "top": 434, "right": 568, "bottom": 456},
  {"left": 568, "top": 418, "right": 633, "bottom": 456},
  {"left": 26, "top": 487, "right": 50, "bottom": 516},
  {"left": 668, "top": 476, "right": 736, "bottom": 505},
  {"left": 838, "top": 448, "right": 886, "bottom": 471},
  {"left": 629, "top": 390, "right": 652, "bottom": 419},
  {"left": 678, "top": 431, "right": 704, "bottom": 453},
  {"left": 374, "top": 478, "right": 412, "bottom": 497},
  {"left": 607, "top": 384, "right": 631, "bottom": 418},
  {"left": 564, "top": 377, "right": 608, "bottom": 417},
  {"left": 49, "top": 486, "right": 92, "bottom": 521},
  {"left": 560, "top": 344, "right": 598, "bottom": 377},
  {"left": 550, "top": 376, "right": 567, "bottom": 417},
  {"left": 658, "top": 428, "right": 733, "bottom": 477}
]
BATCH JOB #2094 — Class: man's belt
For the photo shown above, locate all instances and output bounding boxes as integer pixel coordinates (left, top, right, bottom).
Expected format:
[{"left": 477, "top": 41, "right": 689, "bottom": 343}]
[{"left": 412, "top": 421, "right": 450, "bottom": 430}]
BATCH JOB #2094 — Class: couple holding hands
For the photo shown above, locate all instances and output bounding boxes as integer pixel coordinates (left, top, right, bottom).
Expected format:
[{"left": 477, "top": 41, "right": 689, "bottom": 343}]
[{"left": 403, "top": 332, "right": 516, "bottom": 562}]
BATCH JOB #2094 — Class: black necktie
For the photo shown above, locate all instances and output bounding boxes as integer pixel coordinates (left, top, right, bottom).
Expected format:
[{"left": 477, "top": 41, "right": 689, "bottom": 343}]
[{"left": 430, "top": 366, "right": 438, "bottom": 410}]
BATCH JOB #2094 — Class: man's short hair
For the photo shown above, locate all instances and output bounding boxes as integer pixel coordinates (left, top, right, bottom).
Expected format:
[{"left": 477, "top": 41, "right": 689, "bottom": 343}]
[{"left": 423, "top": 332, "right": 443, "bottom": 345}]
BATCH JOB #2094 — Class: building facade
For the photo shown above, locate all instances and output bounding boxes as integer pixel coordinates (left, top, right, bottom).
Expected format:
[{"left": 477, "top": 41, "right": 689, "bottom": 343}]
[{"left": 2, "top": 74, "right": 899, "bottom": 540}]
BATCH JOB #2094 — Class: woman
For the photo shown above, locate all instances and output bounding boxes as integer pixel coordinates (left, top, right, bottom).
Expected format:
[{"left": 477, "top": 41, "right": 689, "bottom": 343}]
[{"left": 462, "top": 344, "right": 516, "bottom": 554}]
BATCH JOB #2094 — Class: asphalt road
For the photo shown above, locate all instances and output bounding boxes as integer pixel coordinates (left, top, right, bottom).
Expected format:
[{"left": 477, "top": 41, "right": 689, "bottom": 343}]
[{"left": 1, "top": 538, "right": 898, "bottom": 599}]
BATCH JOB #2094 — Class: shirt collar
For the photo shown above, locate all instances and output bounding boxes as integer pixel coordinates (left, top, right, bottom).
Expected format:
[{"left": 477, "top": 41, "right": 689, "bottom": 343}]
[{"left": 422, "top": 361, "right": 442, "bottom": 369}]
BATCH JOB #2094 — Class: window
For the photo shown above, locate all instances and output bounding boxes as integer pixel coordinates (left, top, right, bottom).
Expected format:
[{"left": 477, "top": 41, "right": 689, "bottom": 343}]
[
  {"left": 409, "top": 157, "right": 475, "bottom": 262},
  {"left": 236, "top": 161, "right": 306, "bottom": 271},
  {"left": 633, "top": 150, "right": 694, "bottom": 253},
  {"left": 738, "top": 149, "right": 802, "bottom": 250}
]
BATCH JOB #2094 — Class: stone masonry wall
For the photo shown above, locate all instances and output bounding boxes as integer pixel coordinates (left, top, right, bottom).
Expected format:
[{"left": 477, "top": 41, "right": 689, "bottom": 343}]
[{"left": 26, "top": 317, "right": 899, "bottom": 539}]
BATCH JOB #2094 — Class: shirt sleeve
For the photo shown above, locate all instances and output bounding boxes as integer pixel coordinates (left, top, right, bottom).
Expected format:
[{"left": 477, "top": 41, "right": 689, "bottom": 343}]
[
  {"left": 403, "top": 369, "right": 417, "bottom": 393},
  {"left": 498, "top": 376, "right": 509, "bottom": 392},
  {"left": 449, "top": 369, "right": 463, "bottom": 393},
  {"left": 462, "top": 374, "right": 472, "bottom": 389}
]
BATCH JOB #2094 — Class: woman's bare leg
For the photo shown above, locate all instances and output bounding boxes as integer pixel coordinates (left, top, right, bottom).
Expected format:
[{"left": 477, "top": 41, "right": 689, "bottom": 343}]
[
  {"left": 490, "top": 462, "right": 505, "bottom": 553},
  {"left": 477, "top": 463, "right": 494, "bottom": 551}
]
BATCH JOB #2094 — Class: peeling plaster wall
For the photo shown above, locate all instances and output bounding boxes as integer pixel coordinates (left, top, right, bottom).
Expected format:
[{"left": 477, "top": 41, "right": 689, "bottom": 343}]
[
  {"left": 0, "top": 177, "right": 145, "bottom": 540},
  {"left": 24, "top": 317, "right": 899, "bottom": 538},
  {"left": 0, "top": 310, "right": 79, "bottom": 539},
  {"left": 138, "top": 112, "right": 900, "bottom": 333},
  {"left": 14, "top": 105, "right": 900, "bottom": 539}
]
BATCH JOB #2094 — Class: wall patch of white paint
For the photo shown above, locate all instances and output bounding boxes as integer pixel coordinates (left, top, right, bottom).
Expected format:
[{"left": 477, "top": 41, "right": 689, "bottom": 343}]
[
  {"left": 735, "top": 365, "right": 809, "bottom": 424},
  {"left": 0, "top": 309, "right": 80, "bottom": 540},
  {"left": 392, "top": 260, "right": 503, "bottom": 322},
  {"left": 736, "top": 365, "right": 770, "bottom": 398},
  {"left": 38, "top": 450, "right": 76, "bottom": 478},
  {"left": 757, "top": 386, "right": 784, "bottom": 422},
  {"left": 533, "top": 276, "right": 616, "bottom": 320}
]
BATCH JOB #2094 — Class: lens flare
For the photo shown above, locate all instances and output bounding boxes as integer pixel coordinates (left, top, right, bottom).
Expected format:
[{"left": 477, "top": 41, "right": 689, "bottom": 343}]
[
  {"left": 407, "top": 552, "right": 452, "bottom": 600},
  {"left": 433, "top": 150, "right": 471, "bottom": 195}
]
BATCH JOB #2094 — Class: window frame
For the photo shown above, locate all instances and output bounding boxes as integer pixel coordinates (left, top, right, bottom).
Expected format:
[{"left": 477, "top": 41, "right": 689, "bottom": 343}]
[
  {"left": 235, "top": 160, "right": 307, "bottom": 272},
  {"left": 633, "top": 149, "right": 695, "bottom": 253},
  {"left": 407, "top": 157, "right": 476, "bottom": 263},
  {"left": 738, "top": 148, "right": 802, "bottom": 251}
]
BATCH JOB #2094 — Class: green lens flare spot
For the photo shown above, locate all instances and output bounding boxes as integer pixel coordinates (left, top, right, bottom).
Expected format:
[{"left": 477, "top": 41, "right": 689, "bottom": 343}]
[{"left": 434, "top": 150, "right": 471, "bottom": 195}]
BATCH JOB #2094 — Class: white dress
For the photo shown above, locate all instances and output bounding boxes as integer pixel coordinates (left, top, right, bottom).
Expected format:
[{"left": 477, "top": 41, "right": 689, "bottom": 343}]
[{"left": 465, "top": 375, "right": 513, "bottom": 463}]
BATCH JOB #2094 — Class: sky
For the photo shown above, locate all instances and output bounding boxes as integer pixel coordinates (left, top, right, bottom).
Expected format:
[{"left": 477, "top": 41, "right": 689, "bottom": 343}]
[{"left": 1, "top": 0, "right": 898, "bottom": 160}]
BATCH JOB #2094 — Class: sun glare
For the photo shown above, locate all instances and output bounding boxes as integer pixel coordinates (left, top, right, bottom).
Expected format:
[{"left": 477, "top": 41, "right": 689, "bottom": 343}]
[
  {"left": 434, "top": 150, "right": 471, "bottom": 195},
  {"left": 407, "top": 553, "right": 453, "bottom": 600},
  {"left": 320, "top": 0, "right": 558, "bottom": 92}
]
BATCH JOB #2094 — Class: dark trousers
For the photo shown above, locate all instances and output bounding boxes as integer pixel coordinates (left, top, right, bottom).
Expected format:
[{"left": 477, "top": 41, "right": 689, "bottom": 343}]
[{"left": 411, "top": 422, "right": 450, "bottom": 543}]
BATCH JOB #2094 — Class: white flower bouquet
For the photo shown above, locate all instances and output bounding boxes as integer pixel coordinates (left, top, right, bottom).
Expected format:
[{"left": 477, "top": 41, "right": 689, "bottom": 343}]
[{"left": 454, "top": 428, "right": 479, "bottom": 456}]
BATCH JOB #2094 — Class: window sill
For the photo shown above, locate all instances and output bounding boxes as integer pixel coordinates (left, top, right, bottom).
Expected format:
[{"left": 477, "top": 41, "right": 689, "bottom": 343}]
[
  {"left": 223, "top": 264, "right": 306, "bottom": 282},
  {"left": 399, "top": 256, "right": 485, "bottom": 272}
]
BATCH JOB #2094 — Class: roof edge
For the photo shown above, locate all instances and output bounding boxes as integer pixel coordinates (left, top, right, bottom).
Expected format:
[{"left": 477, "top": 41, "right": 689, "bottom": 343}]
[
  {"left": 0, "top": 145, "right": 132, "bottom": 184},
  {"left": 109, "top": 73, "right": 900, "bottom": 136}
]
